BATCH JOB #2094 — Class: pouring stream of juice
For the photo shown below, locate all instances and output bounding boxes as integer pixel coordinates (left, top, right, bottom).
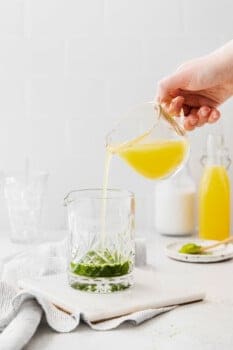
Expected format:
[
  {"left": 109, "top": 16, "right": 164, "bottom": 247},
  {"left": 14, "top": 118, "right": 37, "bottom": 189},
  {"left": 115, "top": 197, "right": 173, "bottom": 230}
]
[
  {"left": 100, "top": 129, "right": 152, "bottom": 248},
  {"left": 100, "top": 150, "right": 112, "bottom": 248}
]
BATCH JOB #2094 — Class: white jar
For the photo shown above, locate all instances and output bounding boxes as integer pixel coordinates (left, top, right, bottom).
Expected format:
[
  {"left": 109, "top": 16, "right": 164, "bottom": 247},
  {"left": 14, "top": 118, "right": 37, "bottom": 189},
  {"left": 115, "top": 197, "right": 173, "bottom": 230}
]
[{"left": 155, "top": 165, "right": 196, "bottom": 235}]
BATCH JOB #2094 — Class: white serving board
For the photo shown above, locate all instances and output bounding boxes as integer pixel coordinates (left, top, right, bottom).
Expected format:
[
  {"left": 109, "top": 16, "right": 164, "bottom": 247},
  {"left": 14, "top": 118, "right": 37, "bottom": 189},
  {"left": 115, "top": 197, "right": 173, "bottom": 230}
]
[
  {"left": 166, "top": 239, "right": 233, "bottom": 263},
  {"left": 19, "top": 268, "right": 205, "bottom": 322}
]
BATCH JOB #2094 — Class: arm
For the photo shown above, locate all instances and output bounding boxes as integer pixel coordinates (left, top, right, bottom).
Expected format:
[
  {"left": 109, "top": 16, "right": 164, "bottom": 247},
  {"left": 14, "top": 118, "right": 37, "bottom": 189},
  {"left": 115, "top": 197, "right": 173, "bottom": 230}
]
[{"left": 156, "top": 40, "right": 233, "bottom": 130}]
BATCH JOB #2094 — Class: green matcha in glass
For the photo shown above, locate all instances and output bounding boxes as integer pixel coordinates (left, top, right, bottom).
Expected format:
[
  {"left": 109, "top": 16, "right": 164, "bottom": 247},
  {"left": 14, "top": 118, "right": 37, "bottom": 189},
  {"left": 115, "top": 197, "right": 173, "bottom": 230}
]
[{"left": 64, "top": 189, "right": 135, "bottom": 293}]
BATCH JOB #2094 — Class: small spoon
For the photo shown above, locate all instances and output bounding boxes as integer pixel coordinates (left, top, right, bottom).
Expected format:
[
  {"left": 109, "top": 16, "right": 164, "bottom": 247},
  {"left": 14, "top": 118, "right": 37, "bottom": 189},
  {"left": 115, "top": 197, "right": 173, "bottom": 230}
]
[{"left": 179, "top": 236, "right": 233, "bottom": 255}]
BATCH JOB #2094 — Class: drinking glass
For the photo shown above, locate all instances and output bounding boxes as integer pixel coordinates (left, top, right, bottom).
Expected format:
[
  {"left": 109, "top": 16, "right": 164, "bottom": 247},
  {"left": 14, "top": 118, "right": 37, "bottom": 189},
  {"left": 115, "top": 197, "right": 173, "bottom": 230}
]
[
  {"left": 4, "top": 171, "right": 48, "bottom": 243},
  {"left": 106, "top": 102, "right": 189, "bottom": 180},
  {"left": 64, "top": 189, "right": 135, "bottom": 293}
]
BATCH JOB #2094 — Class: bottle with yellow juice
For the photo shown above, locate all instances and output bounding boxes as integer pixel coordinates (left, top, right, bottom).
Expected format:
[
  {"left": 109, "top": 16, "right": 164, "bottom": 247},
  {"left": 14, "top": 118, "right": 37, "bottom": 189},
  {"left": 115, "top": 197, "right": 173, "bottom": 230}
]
[{"left": 199, "top": 134, "right": 231, "bottom": 241}]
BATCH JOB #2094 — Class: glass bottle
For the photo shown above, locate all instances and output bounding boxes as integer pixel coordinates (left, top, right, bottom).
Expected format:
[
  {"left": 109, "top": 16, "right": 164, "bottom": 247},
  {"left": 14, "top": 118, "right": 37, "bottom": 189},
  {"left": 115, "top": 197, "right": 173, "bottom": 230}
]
[
  {"left": 199, "top": 134, "right": 231, "bottom": 240},
  {"left": 155, "top": 163, "right": 196, "bottom": 235}
]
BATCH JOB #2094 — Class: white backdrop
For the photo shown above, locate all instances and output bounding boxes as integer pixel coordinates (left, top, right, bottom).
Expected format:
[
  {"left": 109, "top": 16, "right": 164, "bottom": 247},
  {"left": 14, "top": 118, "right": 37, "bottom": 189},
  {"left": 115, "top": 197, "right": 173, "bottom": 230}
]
[{"left": 0, "top": 0, "right": 232, "bottom": 234}]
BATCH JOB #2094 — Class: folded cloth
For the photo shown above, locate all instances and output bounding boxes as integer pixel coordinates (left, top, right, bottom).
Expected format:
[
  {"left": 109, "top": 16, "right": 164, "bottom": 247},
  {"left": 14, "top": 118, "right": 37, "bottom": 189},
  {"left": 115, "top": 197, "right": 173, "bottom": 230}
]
[
  {"left": 1, "top": 239, "right": 68, "bottom": 287},
  {"left": 0, "top": 280, "right": 177, "bottom": 333},
  {"left": 0, "top": 295, "right": 42, "bottom": 350},
  {"left": 0, "top": 238, "right": 204, "bottom": 350}
]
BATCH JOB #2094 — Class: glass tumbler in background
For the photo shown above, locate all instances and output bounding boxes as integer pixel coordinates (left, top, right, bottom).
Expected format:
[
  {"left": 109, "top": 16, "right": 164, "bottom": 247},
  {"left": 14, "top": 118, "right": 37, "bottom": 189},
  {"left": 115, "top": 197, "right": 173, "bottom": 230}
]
[
  {"left": 64, "top": 189, "right": 135, "bottom": 293},
  {"left": 4, "top": 171, "right": 48, "bottom": 243}
]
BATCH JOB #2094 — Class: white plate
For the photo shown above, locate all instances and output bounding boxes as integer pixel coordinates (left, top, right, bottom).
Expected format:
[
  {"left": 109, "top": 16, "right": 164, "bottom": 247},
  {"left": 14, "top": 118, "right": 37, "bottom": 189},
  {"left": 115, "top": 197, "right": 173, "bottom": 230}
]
[{"left": 165, "top": 239, "right": 233, "bottom": 263}]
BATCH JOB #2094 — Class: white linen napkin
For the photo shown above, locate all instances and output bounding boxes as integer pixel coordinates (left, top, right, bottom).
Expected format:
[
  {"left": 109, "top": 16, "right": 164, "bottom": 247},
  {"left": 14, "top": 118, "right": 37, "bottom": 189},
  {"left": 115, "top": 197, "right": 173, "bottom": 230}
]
[{"left": 0, "top": 238, "right": 205, "bottom": 350}]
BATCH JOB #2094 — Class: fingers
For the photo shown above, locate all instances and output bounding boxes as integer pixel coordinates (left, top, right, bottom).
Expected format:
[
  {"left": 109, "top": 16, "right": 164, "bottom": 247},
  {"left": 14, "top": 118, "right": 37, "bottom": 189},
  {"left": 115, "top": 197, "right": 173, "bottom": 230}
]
[
  {"left": 208, "top": 109, "right": 221, "bottom": 123},
  {"left": 184, "top": 107, "right": 209, "bottom": 130},
  {"left": 184, "top": 107, "right": 220, "bottom": 130},
  {"left": 197, "top": 106, "right": 211, "bottom": 126},
  {"left": 184, "top": 119, "right": 196, "bottom": 131},
  {"left": 158, "top": 94, "right": 221, "bottom": 131},
  {"left": 164, "top": 96, "right": 185, "bottom": 115},
  {"left": 184, "top": 109, "right": 199, "bottom": 131}
]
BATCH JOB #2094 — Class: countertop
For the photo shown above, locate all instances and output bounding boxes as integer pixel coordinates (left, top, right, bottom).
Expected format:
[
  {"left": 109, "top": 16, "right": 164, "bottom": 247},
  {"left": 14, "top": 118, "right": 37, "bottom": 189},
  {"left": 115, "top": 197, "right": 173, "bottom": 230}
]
[{"left": 0, "top": 231, "right": 233, "bottom": 350}]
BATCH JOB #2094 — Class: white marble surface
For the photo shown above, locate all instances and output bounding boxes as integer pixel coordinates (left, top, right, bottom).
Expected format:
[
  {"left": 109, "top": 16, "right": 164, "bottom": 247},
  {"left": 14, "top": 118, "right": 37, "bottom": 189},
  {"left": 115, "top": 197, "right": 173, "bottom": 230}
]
[{"left": 1, "top": 231, "right": 233, "bottom": 349}]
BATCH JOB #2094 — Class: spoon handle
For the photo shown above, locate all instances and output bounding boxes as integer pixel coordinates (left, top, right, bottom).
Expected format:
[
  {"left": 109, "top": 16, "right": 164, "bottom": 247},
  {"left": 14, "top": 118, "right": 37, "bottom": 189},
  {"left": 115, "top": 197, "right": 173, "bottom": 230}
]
[{"left": 201, "top": 236, "right": 233, "bottom": 252}]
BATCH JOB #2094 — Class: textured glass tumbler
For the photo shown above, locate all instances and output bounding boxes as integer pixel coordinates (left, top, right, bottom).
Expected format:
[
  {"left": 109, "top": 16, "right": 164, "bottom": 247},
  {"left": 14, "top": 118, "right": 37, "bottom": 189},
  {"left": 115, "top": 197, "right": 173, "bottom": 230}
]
[
  {"left": 4, "top": 172, "right": 48, "bottom": 243},
  {"left": 64, "top": 189, "right": 135, "bottom": 293}
]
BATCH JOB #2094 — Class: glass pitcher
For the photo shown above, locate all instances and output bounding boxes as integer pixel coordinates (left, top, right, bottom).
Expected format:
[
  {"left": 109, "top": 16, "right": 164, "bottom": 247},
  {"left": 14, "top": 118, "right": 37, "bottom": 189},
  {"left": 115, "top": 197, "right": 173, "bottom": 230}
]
[
  {"left": 106, "top": 102, "right": 189, "bottom": 180},
  {"left": 64, "top": 189, "right": 135, "bottom": 293}
]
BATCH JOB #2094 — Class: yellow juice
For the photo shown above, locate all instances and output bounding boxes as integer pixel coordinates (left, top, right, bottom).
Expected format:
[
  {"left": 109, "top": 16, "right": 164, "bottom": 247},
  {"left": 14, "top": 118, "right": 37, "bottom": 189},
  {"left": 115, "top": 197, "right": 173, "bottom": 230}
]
[
  {"left": 199, "top": 165, "right": 230, "bottom": 240},
  {"left": 109, "top": 139, "right": 188, "bottom": 179}
]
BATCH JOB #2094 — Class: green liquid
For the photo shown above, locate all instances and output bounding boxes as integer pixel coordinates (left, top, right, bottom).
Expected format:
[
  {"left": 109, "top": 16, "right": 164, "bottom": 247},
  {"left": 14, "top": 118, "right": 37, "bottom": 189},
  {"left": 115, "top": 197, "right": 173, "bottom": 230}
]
[{"left": 70, "top": 250, "right": 132, "bottom": 278}]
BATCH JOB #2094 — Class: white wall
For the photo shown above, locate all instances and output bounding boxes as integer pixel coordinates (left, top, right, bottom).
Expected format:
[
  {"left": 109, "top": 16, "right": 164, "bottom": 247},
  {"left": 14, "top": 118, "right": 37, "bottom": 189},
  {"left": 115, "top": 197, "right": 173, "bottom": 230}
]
[{"left": 0, "top": 0, "right": 232, "bottom": 234}]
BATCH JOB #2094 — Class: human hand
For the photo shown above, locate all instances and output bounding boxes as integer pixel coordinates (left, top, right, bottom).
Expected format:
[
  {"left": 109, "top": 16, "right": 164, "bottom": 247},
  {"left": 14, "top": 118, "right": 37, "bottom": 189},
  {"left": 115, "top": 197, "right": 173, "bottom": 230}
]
[{"left": 156, "top": 42, "right": 233, "bottom": 130}]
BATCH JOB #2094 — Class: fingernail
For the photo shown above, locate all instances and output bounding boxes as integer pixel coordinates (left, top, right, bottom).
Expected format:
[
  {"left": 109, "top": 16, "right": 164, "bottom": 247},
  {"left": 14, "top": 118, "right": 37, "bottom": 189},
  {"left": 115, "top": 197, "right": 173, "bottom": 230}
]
[
  {"left": 189, "top": 117, "right": 198, "bottom": 126},
  {"left": 212, "top": 113, "right": 220, "bottom": 120},
  {"left": 199, "top": 106, "right": 211, "bottom": 117},
  {"left": 209, "top": 111, "right": 220, "bottom": 123},
  {"left": 185, "top": 124, "right": 195, "bottom": 131}
]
